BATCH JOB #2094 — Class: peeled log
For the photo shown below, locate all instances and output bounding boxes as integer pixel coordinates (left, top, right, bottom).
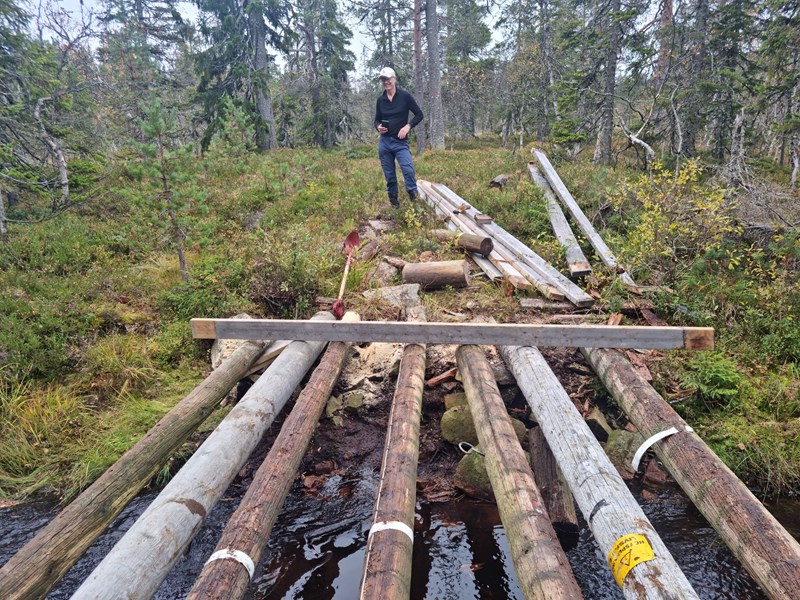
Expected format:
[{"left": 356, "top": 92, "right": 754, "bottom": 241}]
[
  {"left": 359, "top": 305, "right": 427, "bottom": 600},
  {"left": 583, "top": 347, "right": 800, "bottom": 600},
  {"left": 186, "top": 313, "right": 359, "bottom": 600},
  {"left": 456, "top": 345, "right": 583, "bottom": 600},
  {"left": 500, "top": 344, "right": 699, "bottom": 599},
  {"left": 402, "top": 260, "right": 470, "bottom": 289},
  {"left": 430, "top": 229, "right": 494, "bottom": 257},
  {"left": 0, "top": 340, "right": 269, "bottom": 600},
  {"left": 70, "top": 312, "right": 335, "bottom": 600}
]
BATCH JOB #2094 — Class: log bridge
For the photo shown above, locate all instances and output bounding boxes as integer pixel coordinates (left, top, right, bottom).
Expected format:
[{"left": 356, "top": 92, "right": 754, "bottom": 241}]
[
  {"left": 2, "top": 154, "right": 798, "bottom": 600},
  {"left": 3, "top": 311, "right": 799, "bottom": 600}
]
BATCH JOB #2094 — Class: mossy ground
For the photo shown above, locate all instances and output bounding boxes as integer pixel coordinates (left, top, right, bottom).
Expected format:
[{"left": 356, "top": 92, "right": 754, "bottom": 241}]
[{"left": 1, "top": 139, "right": 797, "bottom": 501}]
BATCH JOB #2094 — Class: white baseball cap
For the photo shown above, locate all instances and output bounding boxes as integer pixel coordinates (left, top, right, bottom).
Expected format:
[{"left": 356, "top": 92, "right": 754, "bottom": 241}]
[{"left": 378, "top": 67, "right": 396, "bottom": 80}]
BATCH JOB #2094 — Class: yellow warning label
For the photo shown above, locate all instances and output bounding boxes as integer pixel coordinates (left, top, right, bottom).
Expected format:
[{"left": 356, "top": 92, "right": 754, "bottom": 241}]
[{"left": 607, "top": 533, "right": 655, "bottom": 587}]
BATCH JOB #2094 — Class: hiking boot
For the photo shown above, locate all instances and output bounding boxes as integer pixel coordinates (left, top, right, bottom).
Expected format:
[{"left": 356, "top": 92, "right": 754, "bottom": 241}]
[
  {"left": 408, "top": 189, "right": 418, "bottom": 202},
  {"left": 388, "top": 193, "right": 400, "bottom": 208}
]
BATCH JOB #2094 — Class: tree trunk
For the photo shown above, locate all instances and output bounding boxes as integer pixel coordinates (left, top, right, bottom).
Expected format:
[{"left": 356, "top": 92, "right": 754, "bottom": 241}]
[
  {"left": 654, "top": 0, "right": 674, "bottom": 88},
  {"left": 429, "top": 229, "right": 493, "bottom": 257},
  {"left": 683, "top": 0, "right": 708, "bottom": 157},
  {"left": 593, "top": 0, "right": 621, "bottom": 165},
  {"left": 248, "top": 6, "right": 278, "bottom": 150},
  {"left": 426, "top": 0, "right": 444, "bottom": 149},
  {"left": 359, "top": 306, "right": 426, "bottom": 600},
  {"left": 402, "top": 260, "right": 470, "bottom": 289},
  {"left": 583, "top": 347, "right": 800, "bottom": 600},
  {"left": 34, "top": 97, "right": 69, "bottom": 207},
  {"left": 412, "top": 0, "right": 427, "bottom": 154},
  {"left": 71, "top": 313, "right": 335, "bottom": 600},
  {"left": 500, "top": 344, "right": 700, "bottom": 599},
  {"left": 456, "top": 345, "right": 584, "bottom": 600},
  {"left": 0, "top": 187, "right": 7, "bottom": 241},
  {"left": 0, "top": 340, "right": 269, "bottom": 600},
  {"left": 186, "top": 315, "right": 358, "bottom": 600}
]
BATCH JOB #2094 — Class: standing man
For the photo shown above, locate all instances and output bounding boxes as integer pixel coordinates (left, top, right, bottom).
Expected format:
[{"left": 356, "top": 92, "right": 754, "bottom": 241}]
[{"left": 374, "top": 67, "right": 424, "bottom": 209}]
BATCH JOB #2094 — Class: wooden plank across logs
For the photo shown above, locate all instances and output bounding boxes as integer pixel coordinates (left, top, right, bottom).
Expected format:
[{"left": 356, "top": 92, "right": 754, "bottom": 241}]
[{"left": 191, "top": 318, "right": 714, "bottom": 350}]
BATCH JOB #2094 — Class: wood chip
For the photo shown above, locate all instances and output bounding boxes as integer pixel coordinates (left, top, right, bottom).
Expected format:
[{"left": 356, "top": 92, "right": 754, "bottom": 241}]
[
  {"left": 425, "top": 367, "right": 458, "bottom": 387},
  {"left": 607, "top": 313, "right": 623, "bottom": 326}
]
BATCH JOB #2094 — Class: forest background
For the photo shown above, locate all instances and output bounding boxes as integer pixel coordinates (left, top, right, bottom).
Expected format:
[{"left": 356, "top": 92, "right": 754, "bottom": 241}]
[{"left": 0, "top": 0, "right": 798, "bottom": 503}]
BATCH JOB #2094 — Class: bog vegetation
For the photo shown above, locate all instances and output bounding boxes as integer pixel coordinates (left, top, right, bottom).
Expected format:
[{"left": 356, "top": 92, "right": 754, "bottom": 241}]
[{"left": 0, "top": 0, "right": 798, "bottom": 501}]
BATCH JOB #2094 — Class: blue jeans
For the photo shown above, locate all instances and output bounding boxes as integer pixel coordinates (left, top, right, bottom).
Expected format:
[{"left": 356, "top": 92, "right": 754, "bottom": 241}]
[{"left": 378, "top": 135, "right": 417, "bottom": 196}]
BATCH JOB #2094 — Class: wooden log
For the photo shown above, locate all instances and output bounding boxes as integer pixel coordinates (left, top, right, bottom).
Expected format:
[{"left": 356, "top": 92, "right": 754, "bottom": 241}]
[
  {"left": 0, "top": 340, "right": 269, "bottom": 600},
  {"left": 70, "top": 312, "right": 335, "bottom": 600},
  {"left": 430, "top": 229, "right": 494, "bottom": 257},
  {"left": 359, "top": 306, "right": 427, "bottom": 600},
  {"left": 418, "top": 181, "right": 533, "bottom": 290},
  {"left": 432, "top": 183, "right": 595, "bottom": 307},
  {"left": 185, "top": 313, "right": 359, "bottom": 600},
  {"left": 500, "top": 344, "right": 700, "bottom": 599},
  {"left": 528, "top": 162, "right": 592, "bottom": 278},
  {"left": 528, "top": 427, "right": 578, "bottom": 536},
  {"left": 402, "top": 259, "right": 471, "bottom": 289},
  {"left": 582, "top": 347, "right": 800, "bottom": 600},
  {"left": 191, "top": 318, "right": 715, "bottom": 351},
  {"left": 533, "top": 149, "right": 635, "bottom": 286},
  {"left": 456, "top": 345, "right": 584, "bottom": 600},
  {"left": 418, "top": 181, "right": 562, "bottom": 298}
]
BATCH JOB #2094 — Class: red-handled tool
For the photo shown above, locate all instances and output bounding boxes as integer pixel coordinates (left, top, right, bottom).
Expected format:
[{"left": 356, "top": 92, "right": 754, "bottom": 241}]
[{"left": 332, "top": 229, "right": 360, "bottom": 319}]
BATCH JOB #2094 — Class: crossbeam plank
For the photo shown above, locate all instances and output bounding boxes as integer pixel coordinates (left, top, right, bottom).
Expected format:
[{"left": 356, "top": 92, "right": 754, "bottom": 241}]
[{"left": 191, "top": 319, "right": 713, "bottom": 350}]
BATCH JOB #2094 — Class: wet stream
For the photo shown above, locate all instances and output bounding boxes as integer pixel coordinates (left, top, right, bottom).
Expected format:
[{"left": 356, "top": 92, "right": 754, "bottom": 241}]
[{"left": 1, "top": 471, "right": 798, "bottom": 599}]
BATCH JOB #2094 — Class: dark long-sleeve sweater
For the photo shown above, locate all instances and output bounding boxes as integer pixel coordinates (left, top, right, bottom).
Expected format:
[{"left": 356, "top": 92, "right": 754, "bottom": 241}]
[{"left": 374, "top": 88, "right": 423, "bottom": 138}]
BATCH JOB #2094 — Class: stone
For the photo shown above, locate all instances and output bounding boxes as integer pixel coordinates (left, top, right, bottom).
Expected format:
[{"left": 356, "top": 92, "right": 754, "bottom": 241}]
[
  {"left": 444, "top": 392, "right": 468, "bottom": 410},
  {"left": 366, "top": 261, "right": 399, "bottom": 286},
  {"left": 604, "top": 429, "right": 646, "bottom": 480},
  {"left": 344, "top": 392, "right": 365, "bottom": 411},
  {"left": 441, "top": 405, "right": 527, "bottom": 446},
  {"left": 454, "top": 446, "right": 532, "bottom": 502},
  {"left": 454, "top": 448, "right": 494, "bottom": 502},
  {"left": 362, "top": 283, "right": 421, "bottom": 308}
]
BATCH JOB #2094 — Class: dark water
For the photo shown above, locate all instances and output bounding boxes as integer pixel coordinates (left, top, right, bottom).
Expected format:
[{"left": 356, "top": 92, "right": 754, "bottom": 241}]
[{"left": 1, "top": 473, "right": 797, "bottom": 599}]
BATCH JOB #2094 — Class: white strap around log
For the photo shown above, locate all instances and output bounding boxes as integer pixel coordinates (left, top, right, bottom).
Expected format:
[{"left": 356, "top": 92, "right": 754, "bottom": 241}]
[
  {"left": 368, "top": 520, "right": 414, "bottom": 543},
  {"left": 205, "top": 549, "right": 256, "bottom": 580},
  {"left": 631, "top": 426, "right": 694, "bottom": 471}
]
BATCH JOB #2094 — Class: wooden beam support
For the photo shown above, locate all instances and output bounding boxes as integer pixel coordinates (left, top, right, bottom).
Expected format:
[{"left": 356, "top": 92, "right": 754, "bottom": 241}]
[
  {"left": 456, "top": 345, "right": 584, "bottom": 599},
  {"left": 185, "top": 313, "right": 359, "bottom": 600},
  {"left": 528, "top": 162, "right": 592, "bottom": 278},
  {"left": 583, "top": 347, "right": 800, "bottom": 600},
  {"left": 418, "top": 181, "right": 534, "bottom": 291},
  {"left": 500, "top": 344, "right": 700, "bottom": 599},
  {"left": 0, "top": 340, "right": 270, "bottom": 600},
  {"left": 533, "top": 149, "right": 635, "bottom": 286},
  {"left": 528, "top": 427, "right": 578, "bottom": 536},
  {"left": 71, "top": 312, "right": 335, "bottom": 600},
  {"left": 359, "top": 306, "right": 427, "bottom": 600},
  {"left": 190, "top": 318, "right": 714, "bottom": 350},
  {"left": 431, "top": 182, "right": 595, "bottom": 306}
]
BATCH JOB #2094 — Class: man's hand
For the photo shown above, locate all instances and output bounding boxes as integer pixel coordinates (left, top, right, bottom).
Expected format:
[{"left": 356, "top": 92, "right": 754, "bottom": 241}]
[
  {"left": 398, "top": 124, "right": 411, "bottom": 139},
  {"left": 377, "top": 124, "right": 388, "bottom": 134}
]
